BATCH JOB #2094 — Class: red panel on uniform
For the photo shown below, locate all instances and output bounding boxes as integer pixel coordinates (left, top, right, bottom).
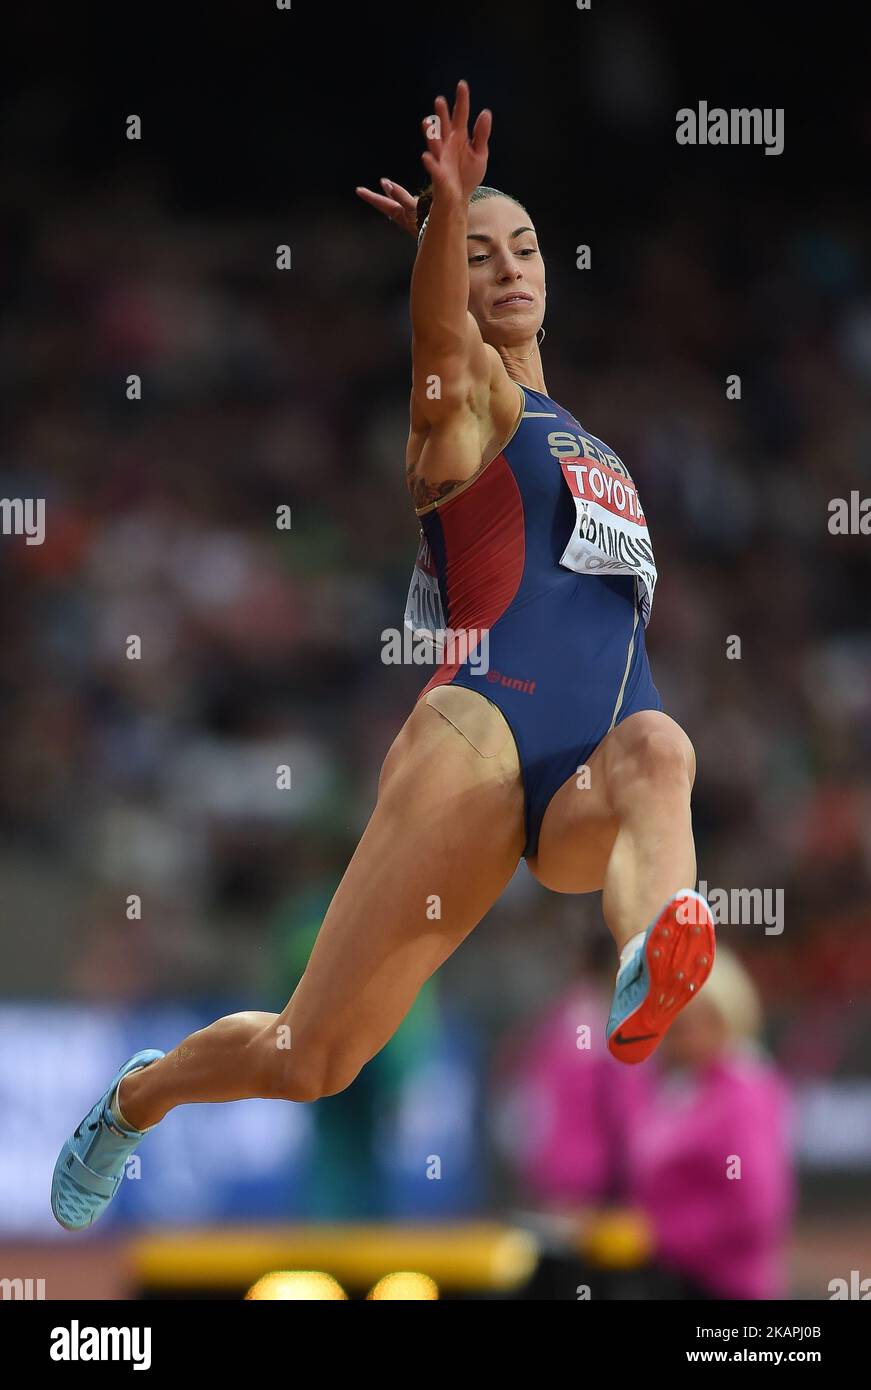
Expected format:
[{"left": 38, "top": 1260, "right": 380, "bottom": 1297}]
[{"left": 419, "top": 454, "right": 525, "bottom": 696}]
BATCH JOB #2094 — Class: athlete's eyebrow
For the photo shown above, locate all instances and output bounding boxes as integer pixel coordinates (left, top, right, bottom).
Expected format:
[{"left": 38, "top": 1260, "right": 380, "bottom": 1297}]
[{"left": 467, "top": 226, "right": 536, "bottom": 244}]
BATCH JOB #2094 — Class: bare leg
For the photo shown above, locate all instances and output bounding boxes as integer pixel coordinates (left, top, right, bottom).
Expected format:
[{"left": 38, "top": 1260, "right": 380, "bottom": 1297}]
[
  {"left": 598, "top": 715, "right": 696, "bottom": 949},
  {"left": 528, "top": 710, "right": 697, "bottom": 952},
  {"left": 118, "top": 693, "right": 524, "bottom": 1130},
  {"left": 115, "top": 1011, "right": 280, "bottom": 1128}
]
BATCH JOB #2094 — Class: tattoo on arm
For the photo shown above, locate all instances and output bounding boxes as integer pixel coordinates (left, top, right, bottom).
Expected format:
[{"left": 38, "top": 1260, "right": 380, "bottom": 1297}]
[{"left": 410, "top": 462, "right": 486, "bottom": 510}]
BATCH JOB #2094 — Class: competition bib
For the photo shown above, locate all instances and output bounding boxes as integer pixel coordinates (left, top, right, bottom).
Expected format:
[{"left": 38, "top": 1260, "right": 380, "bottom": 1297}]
[
  {"left": 558, "top": 455, "right": 657, "bottom": 625},
  {"left": 403, "top": 529, "right": 446, "bottom": 656}
]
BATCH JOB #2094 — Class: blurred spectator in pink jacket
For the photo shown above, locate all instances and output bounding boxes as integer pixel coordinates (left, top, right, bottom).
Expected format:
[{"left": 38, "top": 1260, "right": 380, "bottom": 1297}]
[
  {"left": 624, "top": 945, "right": 795, "bottom": 1299},
  {"left": 494, "top": 941, "right": 795, "bottom": 1299}
]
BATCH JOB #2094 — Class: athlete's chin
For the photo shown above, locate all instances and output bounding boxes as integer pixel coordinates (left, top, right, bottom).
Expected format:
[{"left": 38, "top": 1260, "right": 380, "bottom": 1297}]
[
  {"left": 485, "top": 314, "right": 541, "bottom": 342},
  {"left": 488, "top": 304, "right": 537, "bottom": 323},
  {"left": 488, "top": 329, "right": 540, "bottom": 352}
]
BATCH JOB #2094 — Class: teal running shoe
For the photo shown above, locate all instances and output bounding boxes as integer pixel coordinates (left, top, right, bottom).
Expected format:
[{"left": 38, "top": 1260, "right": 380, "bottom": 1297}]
[{"left": 51, "top": 1049, "right": 164, "bottom": 1231}]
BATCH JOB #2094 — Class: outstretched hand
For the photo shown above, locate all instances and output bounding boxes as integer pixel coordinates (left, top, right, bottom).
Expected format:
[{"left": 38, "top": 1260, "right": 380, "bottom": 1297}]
[
  {"left": 356, "top": 82, "right": 491, "bottom": 238},
  {"left": 355, "top": 178, "right": 419, "bottom": 238},
  {"left": 420, "top": 79, "right": 491, "bottom": 205}
]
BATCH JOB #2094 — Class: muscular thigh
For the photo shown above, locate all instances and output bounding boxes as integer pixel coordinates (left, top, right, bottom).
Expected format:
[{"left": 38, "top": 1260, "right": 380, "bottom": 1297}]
[
  {"left": 278, "top": 689, "right": 525, "bottom": 1073},
  {"left": 528, "top": 710, "right": 694, "bottom": 895}
]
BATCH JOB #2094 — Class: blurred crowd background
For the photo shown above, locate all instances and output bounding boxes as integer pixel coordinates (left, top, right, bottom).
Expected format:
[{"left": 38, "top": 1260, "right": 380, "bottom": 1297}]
[{"left": 1, "top": 1, "right": 869, "bottom": 1297}]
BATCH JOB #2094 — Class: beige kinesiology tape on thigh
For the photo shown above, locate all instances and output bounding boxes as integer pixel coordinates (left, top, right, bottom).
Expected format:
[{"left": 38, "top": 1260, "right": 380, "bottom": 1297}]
[{"left": 424, "top": 685, "right": 510, "bottom": 758}]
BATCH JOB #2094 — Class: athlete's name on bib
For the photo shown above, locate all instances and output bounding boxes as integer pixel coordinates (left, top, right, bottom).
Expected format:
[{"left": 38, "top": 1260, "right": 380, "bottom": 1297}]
[{"left": 550, "top": 433, "right": 658, "bottom": 625}]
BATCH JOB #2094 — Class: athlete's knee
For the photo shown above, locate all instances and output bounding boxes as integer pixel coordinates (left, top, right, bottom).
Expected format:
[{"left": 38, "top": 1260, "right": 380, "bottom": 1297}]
[{"left": 609, "top": 714, "right": 695, "bottom": 803}]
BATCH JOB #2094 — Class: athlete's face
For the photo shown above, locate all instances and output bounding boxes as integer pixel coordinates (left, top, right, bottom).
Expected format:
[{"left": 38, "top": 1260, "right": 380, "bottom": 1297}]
[{"left": 466, "top": 195, "right": 545, "bottom": 346}]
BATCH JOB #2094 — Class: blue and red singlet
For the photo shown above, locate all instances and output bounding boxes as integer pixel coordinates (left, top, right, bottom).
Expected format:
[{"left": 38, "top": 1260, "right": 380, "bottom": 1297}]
[{"left": 404, "top": 381, "right": 662, "bottom": 858}]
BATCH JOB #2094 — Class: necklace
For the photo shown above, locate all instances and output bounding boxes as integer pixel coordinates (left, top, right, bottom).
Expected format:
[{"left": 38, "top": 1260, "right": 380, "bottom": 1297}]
[{"left": 516, "top": 327, "right": 546, "bottom": 360}]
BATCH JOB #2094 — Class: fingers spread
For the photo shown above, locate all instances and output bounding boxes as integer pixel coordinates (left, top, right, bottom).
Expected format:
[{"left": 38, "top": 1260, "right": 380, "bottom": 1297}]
[
  {"left": 389, "top": 181, "right": 417, "bottom": 210},
  {"left": 433, "top": 95, "right": 450, "bottom": 145},
  {"left": 452, "top": 78, "right": 470, "bottom": 133},
  {"left": 356, "top": 187, "right": 400, "bottom": 218},
  {"left": 471, "top": 109, "right": 492, "bottom": 154}
]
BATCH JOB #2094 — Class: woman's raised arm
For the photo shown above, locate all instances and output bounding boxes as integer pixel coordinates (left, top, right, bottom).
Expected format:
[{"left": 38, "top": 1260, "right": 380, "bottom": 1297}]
[{"left": 409, "top": 80, "right": 492, "bottom": 421}]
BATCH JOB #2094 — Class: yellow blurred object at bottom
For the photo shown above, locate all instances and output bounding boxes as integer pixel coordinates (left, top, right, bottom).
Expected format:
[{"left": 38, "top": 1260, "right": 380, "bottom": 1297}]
[
  {"left": 367, "top": 1271, "right": 439, "bottom": 1300},
  {"left": 580, "top": 1209, "right": 654, "bottom": 1269},
  {"left": 245, "top": 1270, "right": 347, "bottom": 1300}
]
